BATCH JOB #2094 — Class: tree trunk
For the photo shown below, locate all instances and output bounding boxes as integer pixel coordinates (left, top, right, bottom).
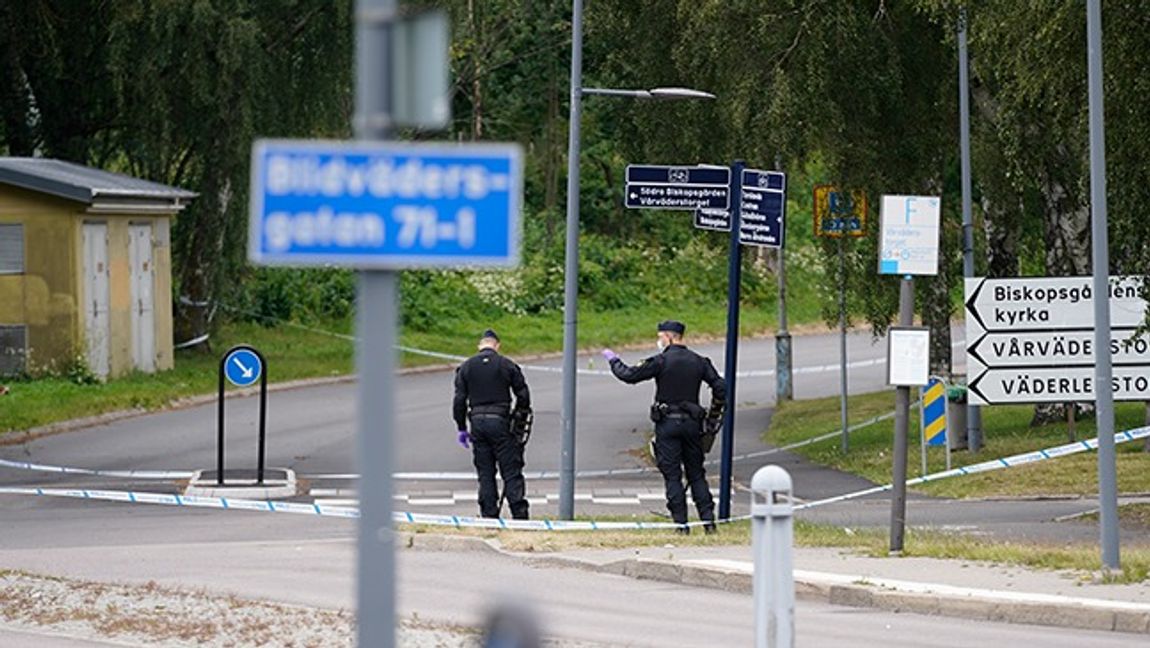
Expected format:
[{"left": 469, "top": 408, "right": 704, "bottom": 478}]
[
  {"left": 1032, "top": 170, "right": 1093, "bottom": 426},
  {"left": 981, "top": 194, "right": 1020, "bottom": 279}
]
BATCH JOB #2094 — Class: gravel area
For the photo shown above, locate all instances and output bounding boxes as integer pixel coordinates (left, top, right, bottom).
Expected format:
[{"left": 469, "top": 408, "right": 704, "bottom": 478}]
[{"left": 0, "top": 570, "right": 606, "bottom": 647}]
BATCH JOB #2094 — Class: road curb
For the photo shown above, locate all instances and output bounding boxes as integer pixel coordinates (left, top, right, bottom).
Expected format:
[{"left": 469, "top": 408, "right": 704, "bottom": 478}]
[{"left": 478, "top": 545, "right": 1150, "bottom": 636}]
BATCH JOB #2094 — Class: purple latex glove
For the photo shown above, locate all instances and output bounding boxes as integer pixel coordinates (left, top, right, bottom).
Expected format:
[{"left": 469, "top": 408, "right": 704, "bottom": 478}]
[
  {"left": 457, "top": 429, "right": 471, "bottom": 449},
  {"left": 601, "top": 348, "right": 619, "bottom": 362}
]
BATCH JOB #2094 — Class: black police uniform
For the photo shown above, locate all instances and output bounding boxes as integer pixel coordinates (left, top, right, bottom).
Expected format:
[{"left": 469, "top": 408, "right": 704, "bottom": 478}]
[
  {"left": 453, "top": 344, "right": 532, "bottom": 519},
  {"left": 608, "top": 338, "right": 726, "bottom": 529}
]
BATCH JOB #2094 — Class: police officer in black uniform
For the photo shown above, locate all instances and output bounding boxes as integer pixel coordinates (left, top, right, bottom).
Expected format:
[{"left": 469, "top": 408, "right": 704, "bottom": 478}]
[
  {"left": 602, "top": 320, "right": 726, "bottom": 534},
  {"left": 453, "top": 329, "right": 533, "bottom": 519}
]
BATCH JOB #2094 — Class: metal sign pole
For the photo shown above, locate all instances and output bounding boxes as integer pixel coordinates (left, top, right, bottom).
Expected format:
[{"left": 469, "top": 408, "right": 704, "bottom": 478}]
[
  {"left": 257, "top": 349, "right": 268, "bottom": 485},
  {"left": 775, "top": 156, "right": 793, "bottom": 403},
  {"left": 890, "top": 276, "right": 914, "bottom": 553},
  {"left": 558, "top": 0, "right": 585, "bottom": 522},
  {"left": 356, "top": 0, "right": 398, "bottom": 645},
  {"left": 719, "top": 160, "right": 745, "bottom": 520},
  {"left": 217, "top": 355, "right": 226, "bottom": 486},
  {"left": 958, "top": 8, "right": 983, "bottom": 453},
  {"left": 838, "top": 236, "right": 849, "bottom": 454},
  {"left": 1086, "top": 0, "right": 1119, "bottom": 571}
]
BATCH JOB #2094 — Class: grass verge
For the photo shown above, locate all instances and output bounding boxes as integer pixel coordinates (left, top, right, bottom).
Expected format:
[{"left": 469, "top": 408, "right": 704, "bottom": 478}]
[
  {"left": 401, "top": 518, "right": 1150, "bottom": 583},
  {"left": 1, "top": 302, "right": 808, "bottom": 436},
  {"left": 766, "top": 390, "right": 1150, "bottom": 499}
]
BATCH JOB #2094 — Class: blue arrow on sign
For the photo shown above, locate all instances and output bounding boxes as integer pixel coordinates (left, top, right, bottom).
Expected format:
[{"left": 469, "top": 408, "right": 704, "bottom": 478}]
[{"left": 224, "top": 348, "right": 262, "bottom": 388}]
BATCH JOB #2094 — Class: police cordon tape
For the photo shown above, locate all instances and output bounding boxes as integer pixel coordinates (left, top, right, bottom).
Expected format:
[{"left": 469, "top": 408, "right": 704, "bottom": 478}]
[
  {"left": 221, "top": 303, "right": 963, "bottom": 379},
  {"left": 0, "top": 408, "right": 903, "bottom": 483},
  {"left": 0, "top": 486, "right": 747, "bottom": 530},
  {"left": 793, "top": 424, "right": 1150, "bottom": 511},
  {"left": 3, "top": 425, "right": 1148, "bottom": 531}
]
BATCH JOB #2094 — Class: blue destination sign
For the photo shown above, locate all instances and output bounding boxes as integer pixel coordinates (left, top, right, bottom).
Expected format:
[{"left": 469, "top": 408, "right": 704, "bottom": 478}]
[
  {"left": 690, "top": 169, "right": 786, "bottom": 248},
  {"left": 739, "top": 169, "right": 786, "bottom": 248},
  {"left": 625, "top": 165, "right": 730, "bottom": 210},
  {"left": 249, "top": 140, "right": 523, "bottom": 269}
]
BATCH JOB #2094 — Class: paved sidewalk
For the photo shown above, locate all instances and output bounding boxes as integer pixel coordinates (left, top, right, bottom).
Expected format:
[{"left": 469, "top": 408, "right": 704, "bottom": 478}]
[{"left": 494, "top": 542, "right": 1150, "bottom": 635}]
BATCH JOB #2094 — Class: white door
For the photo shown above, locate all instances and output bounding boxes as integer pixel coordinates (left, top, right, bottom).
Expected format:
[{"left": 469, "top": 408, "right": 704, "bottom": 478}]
[
  {"left": 129, "top": 223, "right": 156, "bottom": 373},
  {"left": 82, "top": 223, "right": 110, "bottom": 378}
]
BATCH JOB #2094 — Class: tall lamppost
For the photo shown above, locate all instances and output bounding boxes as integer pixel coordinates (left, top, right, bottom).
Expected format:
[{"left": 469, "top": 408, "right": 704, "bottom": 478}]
[{"left": 560, "top": 1, "right": 716, "bottom": 521}]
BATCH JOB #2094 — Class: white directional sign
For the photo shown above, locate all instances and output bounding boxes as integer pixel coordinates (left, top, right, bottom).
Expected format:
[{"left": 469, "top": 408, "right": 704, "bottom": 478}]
[
  {"left": 965, "top": 275, "right": 1146, "bottom": 332},
  {"left": 878, "top": 195, "right": 941, "bottom": 276},
  {"left": 969, "top": 366, "right": 1150, "bottom": 404},
  {"left": 964, "top": 275, "right": 1150, "bottom": 405}
]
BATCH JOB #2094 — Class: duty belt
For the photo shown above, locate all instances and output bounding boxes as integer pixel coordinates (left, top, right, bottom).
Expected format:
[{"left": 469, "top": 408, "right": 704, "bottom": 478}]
[{"left": 470, "top": 404, "right": 510, "bottom": 420}]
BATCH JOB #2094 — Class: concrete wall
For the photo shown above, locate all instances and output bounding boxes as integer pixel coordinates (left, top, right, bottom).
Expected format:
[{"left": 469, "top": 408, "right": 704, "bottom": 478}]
[{"left": 0, "top": 186, "right": 80, "bottom": 374}]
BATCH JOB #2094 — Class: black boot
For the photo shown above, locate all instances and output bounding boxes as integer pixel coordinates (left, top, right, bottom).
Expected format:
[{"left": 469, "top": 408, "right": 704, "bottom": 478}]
[
  {"left": 675, "top": 525, "right": 690, "bottom": 536},
  {"left": 703, "top": 522, "right": 717, "bottom": 535}
]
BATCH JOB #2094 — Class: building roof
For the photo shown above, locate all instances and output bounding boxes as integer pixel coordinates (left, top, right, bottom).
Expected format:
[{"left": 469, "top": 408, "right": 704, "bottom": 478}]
[{"left": 0, "top": 157, "right": 196, "bottom": 212}]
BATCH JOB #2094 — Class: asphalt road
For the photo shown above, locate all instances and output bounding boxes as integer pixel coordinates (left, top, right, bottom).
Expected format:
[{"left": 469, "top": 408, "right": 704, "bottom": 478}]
[
  {"left": 1, "top": 326, "right": 1122, "bottom": 541},
  {"left": 0, "top": 533, "right": 1143, "bottom": 647}
]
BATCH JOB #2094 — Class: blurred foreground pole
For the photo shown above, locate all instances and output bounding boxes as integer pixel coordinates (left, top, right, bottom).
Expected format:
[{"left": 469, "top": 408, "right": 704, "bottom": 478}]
[
  {"left": 752, "top": 465, "right": 794, "bottom": 648},
  {"left": 958, "top": 8, "right": 983, "bottom": 452}
]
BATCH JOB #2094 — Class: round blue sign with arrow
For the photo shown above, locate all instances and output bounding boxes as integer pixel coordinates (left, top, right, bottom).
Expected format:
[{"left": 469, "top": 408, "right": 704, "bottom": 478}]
[{"left": 224, "top": 348, "right": 262, "bottom": 387}]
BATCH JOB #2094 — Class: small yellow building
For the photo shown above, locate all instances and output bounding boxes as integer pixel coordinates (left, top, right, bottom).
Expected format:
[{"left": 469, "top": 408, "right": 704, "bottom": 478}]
[{"left": 0, "top": 158, "right": 195, "bottom": 379}]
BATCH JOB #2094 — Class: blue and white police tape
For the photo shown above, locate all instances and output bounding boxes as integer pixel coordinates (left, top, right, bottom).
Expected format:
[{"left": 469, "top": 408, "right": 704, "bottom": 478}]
[
  {"left": 0, "top": 486, "right": 748, "bottom": 531},
  {"left": 0, "top": 409, "right": 901, "bottom": 483},
  {"left": 794, "top": 424, "right": 1150, "bottom": 511},
  {"left": 0, "top": 458, "right": 193, "bottom": 480},
  {"left": 4, "top": 425, "right": 1149, "bottom": 530}
]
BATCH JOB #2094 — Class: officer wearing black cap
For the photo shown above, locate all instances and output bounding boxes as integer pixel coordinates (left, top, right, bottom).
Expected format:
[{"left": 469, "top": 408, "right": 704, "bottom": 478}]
[
  {"left": 453, "top": 329, "right": 533, "bottom": 519},
  {"left": 602, "top": 320, "right": 726, "bottom": 534}
]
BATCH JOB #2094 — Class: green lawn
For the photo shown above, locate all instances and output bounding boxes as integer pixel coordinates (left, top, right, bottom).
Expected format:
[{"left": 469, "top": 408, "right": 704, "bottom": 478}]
[
  {"left": 766, "top": 390, "right": 1150, "bottom": 499},
  {"left": 1, "top": 302, "right": 801, "bottom": 436}
]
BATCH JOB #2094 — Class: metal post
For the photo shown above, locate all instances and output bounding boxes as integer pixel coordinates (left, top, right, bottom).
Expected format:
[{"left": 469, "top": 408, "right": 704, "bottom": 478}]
[
  {"left": 719, "top": 160, "right": 745, "bottom": 520},
  {"left": 890, "top": 276, "right": 914, "bottom": 553},
  {"left": 775, "top": 158, "right": 792, "bottom": 403},
  {"left": 958, "top": 8, "right": 983, "bottom": 453},
  {"left": 752, "top": 465, "right": 794, "bottom": 648},
  {"left": 217, "top": 355, "right": 226, "bottom": 486},
  {"left": 558, "top": 0, "right": 584, "bottom": 521},
  {"left": 355, "top": 0, "right": 398, "bottom": 645},
  {"left": 838, "top": 236, "right": 849, "bottom": 453},
  {"left": 1086, "top": 0, "right": 1119, "bottom": 571},
  {"left": 257, "top": 351, "right": 268, "bottom": 485}
]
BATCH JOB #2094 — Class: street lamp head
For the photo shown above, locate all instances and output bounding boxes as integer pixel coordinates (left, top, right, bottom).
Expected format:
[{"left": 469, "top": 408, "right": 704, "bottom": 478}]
[
  {"left": 580, "top": 86, "right": 716, "bottom": 101},
  {"left": 647, "top": 87, "right": 716, "bottom": 101}
]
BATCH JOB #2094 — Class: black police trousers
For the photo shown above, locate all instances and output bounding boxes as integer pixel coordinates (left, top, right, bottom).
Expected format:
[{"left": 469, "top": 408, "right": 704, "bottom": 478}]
[
  {"left": 470, "top": 415, "right": 529, "bottom": 519},
  {"left": 654, "top": 416, "right": 715, "bottom": 525}
]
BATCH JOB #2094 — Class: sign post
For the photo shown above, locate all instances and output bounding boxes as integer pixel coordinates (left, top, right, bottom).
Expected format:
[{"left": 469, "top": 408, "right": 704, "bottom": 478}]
[
  {"left": 879, "top": 194, "right": 941, "bottom": 554},
  {"left": 250, "top": 112, "right": 521, "bottom": 648},
  {"left": 814, "top": 186, "right": 867, "bottom": 455},
  {"left": 217, "top": 345, "right": 267, "bottom": 485},
  {"left": 628, "top": 162, "right": 786, "bottom": 519}
]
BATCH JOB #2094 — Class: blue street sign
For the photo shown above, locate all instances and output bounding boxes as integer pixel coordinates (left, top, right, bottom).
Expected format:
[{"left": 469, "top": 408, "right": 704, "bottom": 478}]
[
  {"left": 625, "top": 165, "right": 730, "bottom": 210},
  {"left": 249, "top": 140, "right": 523, "bottom": 269},
  {"left": 224, "top": 348, "right": 262, "bottom": 388},
  {"left": 739, "top": 169, "right": 786, "bottom": 248},
  {"left": 690, "top": 169, "right": 787, "bottom": 249}
]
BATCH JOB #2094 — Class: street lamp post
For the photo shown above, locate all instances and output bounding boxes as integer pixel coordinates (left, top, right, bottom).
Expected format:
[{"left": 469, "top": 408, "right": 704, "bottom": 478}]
[{"left": 559, "top": 2, "right": 715, "bottom": 521}]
